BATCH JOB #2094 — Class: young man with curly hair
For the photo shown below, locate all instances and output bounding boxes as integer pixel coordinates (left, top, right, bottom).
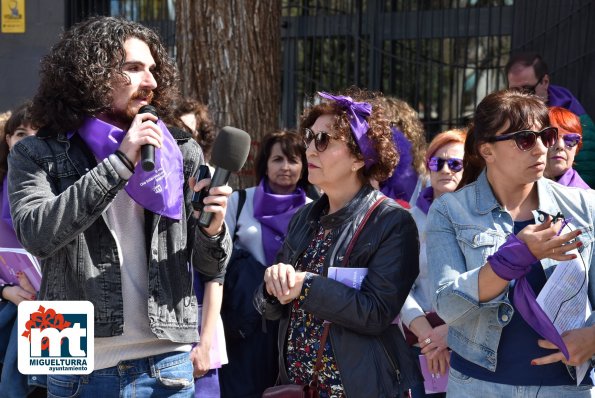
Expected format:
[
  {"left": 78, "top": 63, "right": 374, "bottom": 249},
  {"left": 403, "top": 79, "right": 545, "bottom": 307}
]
[{"left": 7, "top": 16, "right": 232, "bottom": 397}]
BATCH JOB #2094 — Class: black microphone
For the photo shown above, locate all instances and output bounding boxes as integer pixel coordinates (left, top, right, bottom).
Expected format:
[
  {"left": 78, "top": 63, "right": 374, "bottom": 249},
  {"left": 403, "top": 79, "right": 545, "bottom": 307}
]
[
  {"left": 138, "top": 105, "right": 158, "bottom": 171},
  {"left": 198, "top": 126, "right": 251, "bottom": 228}
]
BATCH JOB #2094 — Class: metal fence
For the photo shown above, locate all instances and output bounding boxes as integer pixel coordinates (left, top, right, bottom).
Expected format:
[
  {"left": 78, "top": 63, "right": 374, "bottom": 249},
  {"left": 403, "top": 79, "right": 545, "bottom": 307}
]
[
  {"left": 281, "top": 0, "right": 513, "bottom": 138},
  {"left": 65, "top": 0, "right": 594, "bottom": 139}
]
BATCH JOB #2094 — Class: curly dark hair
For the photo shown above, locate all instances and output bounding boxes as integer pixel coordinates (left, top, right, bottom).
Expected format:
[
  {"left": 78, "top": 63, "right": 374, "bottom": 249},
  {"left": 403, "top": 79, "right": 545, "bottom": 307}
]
[
  {"left": 1, "top": 101, "right": 33, "bottom": 184},
  {"left": 172, "top": 98, "right": 216, "bottom": 162},
  {"left": 30, "top": 16, "right": 178, "bottom": 134},
  {"left": 254, "top": 129, "right": 309, "bottom": 189},
  {"left": 299, "top": 88, "right": 397, "bottom": 182},
  {"left": 458, "top": 89, "right": 550, "bottom": 188}
]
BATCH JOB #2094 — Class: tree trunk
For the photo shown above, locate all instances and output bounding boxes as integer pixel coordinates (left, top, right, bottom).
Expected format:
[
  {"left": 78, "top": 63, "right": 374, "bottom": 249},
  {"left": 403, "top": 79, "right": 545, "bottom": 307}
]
[{"left": 175, "top": 0, "right": 282, "bottom": 188}]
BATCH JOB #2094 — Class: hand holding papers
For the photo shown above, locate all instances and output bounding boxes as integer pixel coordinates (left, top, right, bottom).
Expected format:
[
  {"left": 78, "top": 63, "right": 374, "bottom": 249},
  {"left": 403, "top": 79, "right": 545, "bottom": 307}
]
[{"left": 0, "top": 247, "right": 41, "bottom": 291}]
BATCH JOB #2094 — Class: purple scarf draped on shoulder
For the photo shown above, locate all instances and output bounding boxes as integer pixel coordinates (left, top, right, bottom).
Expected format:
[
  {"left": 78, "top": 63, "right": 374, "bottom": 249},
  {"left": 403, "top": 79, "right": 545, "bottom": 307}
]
[
  {"left": 76, "top": 117, "right": 184, "bottom": 219},
  {"left": 556, "top": 167, "right": 590, "bottom": 189},
  {"left": 415, "top": 186, "right": 434, "bottom": 215},
  {"left": 548, "top": 84, "right": 586, "bottom": 116},
  {"left": 253, "top": 179, "right": 307, "bottom": 266},
  {"left": 380, "top": 127, "right": 419, "bottom": 202},
  {"left": 1, "top": 178, "right": 21, "bottom": 248}
]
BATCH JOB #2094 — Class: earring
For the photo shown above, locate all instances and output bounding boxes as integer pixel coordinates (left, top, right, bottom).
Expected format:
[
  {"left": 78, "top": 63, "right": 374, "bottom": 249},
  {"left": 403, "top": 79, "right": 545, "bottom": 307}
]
[{"left": 352, "top": 166, "right": 357, "bottom": 172}]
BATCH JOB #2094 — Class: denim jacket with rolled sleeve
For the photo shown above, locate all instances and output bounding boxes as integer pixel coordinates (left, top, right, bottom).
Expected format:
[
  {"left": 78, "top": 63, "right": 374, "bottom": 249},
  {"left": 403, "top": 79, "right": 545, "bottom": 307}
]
[
  {"left": 426, "top": 170, "right": 595, "bottom": 372},
  {"left": 7, "top": 128, "right": 231, "bottom": 343}
]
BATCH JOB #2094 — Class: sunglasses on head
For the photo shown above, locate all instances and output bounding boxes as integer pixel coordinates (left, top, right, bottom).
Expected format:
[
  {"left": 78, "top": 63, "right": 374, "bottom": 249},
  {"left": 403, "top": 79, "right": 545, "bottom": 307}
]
[
  {"left": 486, "top": 127, "right": 558, "bottom": 151},
  {"left": 561, "top": 133, "right": 581, "bottom": 149},
  {"left": 303, "top": 128, "right": 335, "bottom": 152},
  {"left": 427, "top": 157, "right": 464, "bottom": 172}
]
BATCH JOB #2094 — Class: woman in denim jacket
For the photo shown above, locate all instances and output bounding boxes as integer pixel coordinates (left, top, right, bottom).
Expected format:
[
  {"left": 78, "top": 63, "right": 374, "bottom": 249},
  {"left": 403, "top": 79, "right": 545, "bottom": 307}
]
[{"left": 426, "top": 89, "right": 595, "bottom": 397}]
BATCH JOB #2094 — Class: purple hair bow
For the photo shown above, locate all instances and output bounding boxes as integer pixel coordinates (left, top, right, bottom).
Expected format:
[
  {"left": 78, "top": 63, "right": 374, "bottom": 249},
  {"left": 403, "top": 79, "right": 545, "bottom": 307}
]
[{"left": 318, "top": 91, "right": 377, "bottom": 169}]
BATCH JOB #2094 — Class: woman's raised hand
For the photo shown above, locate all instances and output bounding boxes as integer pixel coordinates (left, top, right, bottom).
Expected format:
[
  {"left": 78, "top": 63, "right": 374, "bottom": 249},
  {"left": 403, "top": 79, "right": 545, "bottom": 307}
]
[{"left": 516, "top": 216, "right": 582, "bottom": 261}]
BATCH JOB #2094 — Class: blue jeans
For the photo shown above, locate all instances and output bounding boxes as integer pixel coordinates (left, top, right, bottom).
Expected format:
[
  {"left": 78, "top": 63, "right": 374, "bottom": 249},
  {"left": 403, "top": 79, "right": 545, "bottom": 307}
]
[
  {"left": 447, "top": 367, "right": 594, "bottom": 397},
  {"left": 46, "top": 351, "right": 194, "bottom": 398}
]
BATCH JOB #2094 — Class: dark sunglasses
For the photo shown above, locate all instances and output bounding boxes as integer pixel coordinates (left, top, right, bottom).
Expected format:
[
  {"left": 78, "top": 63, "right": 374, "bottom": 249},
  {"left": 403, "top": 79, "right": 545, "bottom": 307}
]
[
  {"left": 486, "top": 127, "right": 558, "bottom": 151},
  {"left": 427, "top": 157, "right": 464, "bottom": 172},
  {"left": 561, "top": 133, "right": 582, "bottom": 149},
  {"left": 303, "top": 128, "right": 334, "bottom": 152},
  {"left": 520, "top": 76, "right": 543, "bottom": 94}
]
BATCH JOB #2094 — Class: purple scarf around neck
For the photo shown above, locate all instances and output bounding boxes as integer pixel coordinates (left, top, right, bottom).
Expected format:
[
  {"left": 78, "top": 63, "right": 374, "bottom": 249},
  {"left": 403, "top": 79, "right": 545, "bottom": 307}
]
[
  {"left": 415, "top": 186, "right": 434, "bottom": 215},
  {"left": 77, "top": 117, "right": 184, "bottom": 219},
  {"left": 556, "top": 168, "right": 590, "bottom": 189},
  {"left": 1, "top": 178, "right": 21, "bottom": 248},
  {"left": 253, "top": 179, "right": 307, "bottom": 265}
]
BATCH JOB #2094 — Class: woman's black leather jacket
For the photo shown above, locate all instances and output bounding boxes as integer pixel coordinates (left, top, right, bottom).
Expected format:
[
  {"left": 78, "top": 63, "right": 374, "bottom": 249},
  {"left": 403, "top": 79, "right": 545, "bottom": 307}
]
[{"left": 255, "top": 184, "right": 423, "bottom": 397}]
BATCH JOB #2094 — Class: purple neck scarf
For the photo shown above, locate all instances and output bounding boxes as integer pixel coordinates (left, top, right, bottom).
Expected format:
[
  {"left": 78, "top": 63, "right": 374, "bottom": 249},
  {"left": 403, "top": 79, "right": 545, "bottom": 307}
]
[
  {"left": 77, "top": 117, "right": 184, "bottom": 219},
  {"left": 488, "top": 234, "right": 569, "bottom": 359},
  {"left": 317, "top": 92, "right": 378, "bottom": 170},
  {"left": 556, "top": 168, "right": 590, "bottom": 189},
  {"left": 415, "top": 186, "right": 434, "bottom": 215},
  {"left": 380, "top": 127, "right": 419, "bottom": 201},
  {"left": 548, "top": 85, "right": 586, "bottom": 116},
  {"left": 1, "top": 178, "right": 21, "bottom": 248},
  {"left": 253, "top": 179, "right": 306, "bottom": 265}
]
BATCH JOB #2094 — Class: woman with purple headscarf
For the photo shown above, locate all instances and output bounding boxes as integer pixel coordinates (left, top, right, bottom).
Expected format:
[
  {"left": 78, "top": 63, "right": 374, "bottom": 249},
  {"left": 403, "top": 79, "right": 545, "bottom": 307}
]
[
  {"left": 257, "top": 89, "right": 423, "bottom": 397},
  {"left": 219, "top": 130, "right": 311, "bottom": 398}
]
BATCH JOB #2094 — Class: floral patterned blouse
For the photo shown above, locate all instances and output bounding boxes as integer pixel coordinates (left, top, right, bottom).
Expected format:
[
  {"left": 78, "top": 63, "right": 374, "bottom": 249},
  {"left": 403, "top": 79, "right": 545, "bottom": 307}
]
[{"left": 285, "top": 225, "right": 345, "bottom": 398}]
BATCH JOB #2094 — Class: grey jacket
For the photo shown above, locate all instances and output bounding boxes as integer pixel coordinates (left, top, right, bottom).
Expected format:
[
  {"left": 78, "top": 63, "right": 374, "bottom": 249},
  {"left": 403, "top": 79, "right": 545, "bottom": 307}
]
[{"left": 7, "top": 127, "right": 231, "bottom": 343}]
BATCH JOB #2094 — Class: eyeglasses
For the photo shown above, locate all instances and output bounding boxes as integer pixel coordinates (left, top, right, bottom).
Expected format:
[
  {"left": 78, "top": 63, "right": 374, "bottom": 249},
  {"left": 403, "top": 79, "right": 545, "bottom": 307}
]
[
  {"left": 561, "top": 133, "right": 582, "bottom": 149},
  {"left": 303, "top": 128, "right": 334, "bottom": 152},
  {"left": 427, "top": 157, "right": 464, "bottom": 172},
  {"left": 520, "top": 76, "right": 543, "bottom": 94},
  {"left": 486, "top": 127, "right": 558, "bottom": 151}
]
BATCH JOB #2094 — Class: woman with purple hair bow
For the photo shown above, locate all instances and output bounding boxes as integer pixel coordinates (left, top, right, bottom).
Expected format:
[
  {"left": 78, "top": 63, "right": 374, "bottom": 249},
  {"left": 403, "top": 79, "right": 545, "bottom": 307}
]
[
  {"left": 256, "top": 89, "right": 422, "bottom": 397},
  {"left": 426, "top": 89, "right": 595, "bottom": 397}
]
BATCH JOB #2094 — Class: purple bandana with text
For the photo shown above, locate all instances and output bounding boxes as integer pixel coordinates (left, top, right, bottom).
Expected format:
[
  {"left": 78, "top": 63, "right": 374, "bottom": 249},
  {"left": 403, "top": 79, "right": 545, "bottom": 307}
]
[{"left": 77, "top": 117, "right": 184, "bottom": 219}]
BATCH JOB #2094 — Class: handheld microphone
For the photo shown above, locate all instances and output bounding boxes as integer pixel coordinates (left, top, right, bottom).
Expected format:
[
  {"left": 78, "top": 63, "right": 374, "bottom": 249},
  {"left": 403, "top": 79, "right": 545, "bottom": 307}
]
[
  {"left": 138, "top": 105, "right": 158, "bottom": 171},
  {"left": 197, "top": 126, "right": 251, "bottom": 228}
]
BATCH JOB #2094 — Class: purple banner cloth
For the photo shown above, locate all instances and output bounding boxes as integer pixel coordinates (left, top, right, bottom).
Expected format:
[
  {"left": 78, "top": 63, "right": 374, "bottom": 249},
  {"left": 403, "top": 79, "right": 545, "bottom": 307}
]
[
  {"left": 317, "top": 91, "right": 378, "bottom": 170},
  {"left": 415, "top": 186, "right": 434, "bottom": 215},
  {"left": 1, "top": 178, "right": 21, "bottom": 248},
  {"left": 380, "top": 127, "right": 418, "bottom": 201},
  {"left": 77, "top": 117, "right": 184, "bottom": 219},
  {"left": 548, "top": 85, "right": 586, "bottom": 116},
  {"left": 487, "top": 234, "right": 569, "bottom": 359},
  {"left": 253, "top": 179, "right": 306, "bottom": 266},
  {"left": 556, "top": 168, "right": 590, "bottom": 189}
]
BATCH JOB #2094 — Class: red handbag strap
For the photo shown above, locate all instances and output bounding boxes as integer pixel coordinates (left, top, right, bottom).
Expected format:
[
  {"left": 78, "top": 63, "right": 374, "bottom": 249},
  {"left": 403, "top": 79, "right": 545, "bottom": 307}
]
[
  {"left": 342, "top": 196, "right": 387, "bottom": 266},
  {"left": 311, "top": 321, "right": 331, "bottom": 385}
]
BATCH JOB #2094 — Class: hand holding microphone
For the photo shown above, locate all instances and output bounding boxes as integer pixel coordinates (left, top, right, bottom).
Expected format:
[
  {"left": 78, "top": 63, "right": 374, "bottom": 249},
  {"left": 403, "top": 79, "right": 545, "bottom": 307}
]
[
  {"left": 117, "top": 105, "right": 162, "bottom": 168},
  {"left": 191, "top": 126, "right": 251, "bottom": 233}
]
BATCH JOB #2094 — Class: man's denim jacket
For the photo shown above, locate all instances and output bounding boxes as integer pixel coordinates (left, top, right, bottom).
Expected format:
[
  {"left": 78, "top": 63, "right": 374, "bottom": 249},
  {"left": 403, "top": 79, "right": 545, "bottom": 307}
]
[
  {"left": 7, "top": 129, "right": 231, "bottom": 343},
  {"left": 426, "top": 170, "right": 595, "bottom": 372}
]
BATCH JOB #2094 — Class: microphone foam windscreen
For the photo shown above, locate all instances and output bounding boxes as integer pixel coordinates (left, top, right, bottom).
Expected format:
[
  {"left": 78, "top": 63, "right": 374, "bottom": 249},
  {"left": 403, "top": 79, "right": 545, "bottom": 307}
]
[
  {"left": 138, "top": 105, "right": 158, "bottom": 117},
  {"left": 210, "top": 126, "right": 251, "bottom": 171}
]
